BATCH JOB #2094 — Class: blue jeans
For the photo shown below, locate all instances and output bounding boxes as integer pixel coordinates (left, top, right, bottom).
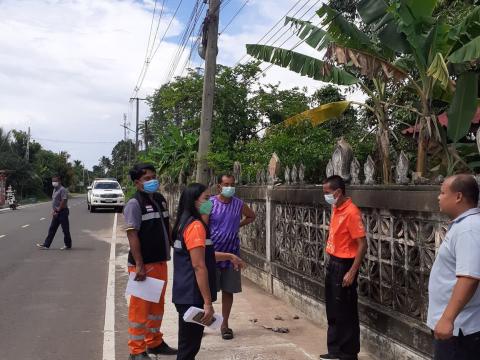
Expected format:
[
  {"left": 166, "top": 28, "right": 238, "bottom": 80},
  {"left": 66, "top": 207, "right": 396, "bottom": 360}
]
[{"left": 434, "top": 330, "right": 480, "bottom": 360}]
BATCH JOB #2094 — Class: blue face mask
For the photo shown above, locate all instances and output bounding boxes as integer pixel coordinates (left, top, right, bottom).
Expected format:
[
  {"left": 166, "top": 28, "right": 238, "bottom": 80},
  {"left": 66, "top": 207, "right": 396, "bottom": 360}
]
[
  {"left": 143, "top": 179, "right": 159, "bottom": 193},
  {"left": 324, "top": 193, "right": 338, "bottom": 205},
  {"left": 221, "top": 186, "right": 235, "bottom": 198}
]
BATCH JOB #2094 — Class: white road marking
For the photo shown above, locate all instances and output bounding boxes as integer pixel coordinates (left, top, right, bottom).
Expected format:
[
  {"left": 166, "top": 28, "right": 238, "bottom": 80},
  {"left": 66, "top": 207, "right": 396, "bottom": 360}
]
[
  {"left": 0, "top": 235, "right": 6, "bottom": 239},
  {"left": 102, "top": 212, "right": 117, "bottom": 360},
  {"left": 40, "top": 218, "right": 46, "bottom": 221},
  {"left": 21, "top": 224, "right": 30, "bottom": 228}
]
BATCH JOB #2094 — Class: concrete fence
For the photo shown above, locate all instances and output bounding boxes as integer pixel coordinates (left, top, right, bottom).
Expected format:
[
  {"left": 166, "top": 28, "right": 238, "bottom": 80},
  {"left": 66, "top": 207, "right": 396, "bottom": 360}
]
[{"left": 163, "top": 183, "right": 447, "bottom": 359}]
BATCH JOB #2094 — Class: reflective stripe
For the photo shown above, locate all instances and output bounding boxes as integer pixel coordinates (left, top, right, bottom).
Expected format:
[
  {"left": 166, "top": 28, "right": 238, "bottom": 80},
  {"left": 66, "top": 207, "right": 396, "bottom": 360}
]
[
  {"left": 129, "top": 322, "right": 145, "bottom": 329},
  {"left": 147, "top": 314, "right": 163, "bottom": 321},
  {"left": 175, "top": 239, "right": 212, "bottom": 249},
  {"left": 148, "top": 327, "right": 161, "bottom": 333},
  {"left": 129, "top": 334, "right": 145, "bottom": 340},
  {"left": 142, "top": 212, "right": 161, "bottom": 221}
]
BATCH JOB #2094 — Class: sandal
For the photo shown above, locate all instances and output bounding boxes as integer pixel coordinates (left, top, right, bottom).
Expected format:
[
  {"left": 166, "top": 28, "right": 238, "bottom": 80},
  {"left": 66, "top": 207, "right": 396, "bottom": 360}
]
[{"left": 221, "top": 327, "right": 234, "bottom": 340}]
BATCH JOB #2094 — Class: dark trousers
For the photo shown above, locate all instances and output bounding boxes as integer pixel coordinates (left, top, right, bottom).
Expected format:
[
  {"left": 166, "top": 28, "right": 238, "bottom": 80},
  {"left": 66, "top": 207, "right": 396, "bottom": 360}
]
[
  {"left": 325, "top": 256, "right": 360, "bottom": 359},
  {"left": 44, "top": 208, "right": 72, "bottom": 248},
  {"left": 434, "top": 330, "right": 480, "bottom": 360},
  {"left": 175, "top": 304, "right": 204, "bottom": 360}
]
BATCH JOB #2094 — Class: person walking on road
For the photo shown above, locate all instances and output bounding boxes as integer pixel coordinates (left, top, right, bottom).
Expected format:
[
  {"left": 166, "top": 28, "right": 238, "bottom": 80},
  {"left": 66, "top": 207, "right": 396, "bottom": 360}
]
[
  {"left": 37, "top": 175, "right": 72, "bottom": 250},
  {"left": 172, "top": 183, "right": 217, "bottom": 360},
  {"left": 320, "top": 175, "right": 367, "bottom": 360},
  {"left": 123, "top": 163, "right": 177, "bottom": 360},
  {"left": 428, "top": 174, "right": 480, "bottom": 360},
  {"left": 209, "top": 174, "right": 254, "bottom": 340}
]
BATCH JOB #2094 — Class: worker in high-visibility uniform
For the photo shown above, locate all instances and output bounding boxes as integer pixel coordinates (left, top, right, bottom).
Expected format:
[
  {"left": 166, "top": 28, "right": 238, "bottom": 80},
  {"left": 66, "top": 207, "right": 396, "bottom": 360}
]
[{"left": 123, "top": 163, "right": 177, "bottom": 360}]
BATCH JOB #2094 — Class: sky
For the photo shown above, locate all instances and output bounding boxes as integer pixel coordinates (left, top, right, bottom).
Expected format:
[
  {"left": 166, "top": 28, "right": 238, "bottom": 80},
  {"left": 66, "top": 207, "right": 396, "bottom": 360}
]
[{"left": 0, "top": 0, "right": 361, "bottom": 169}]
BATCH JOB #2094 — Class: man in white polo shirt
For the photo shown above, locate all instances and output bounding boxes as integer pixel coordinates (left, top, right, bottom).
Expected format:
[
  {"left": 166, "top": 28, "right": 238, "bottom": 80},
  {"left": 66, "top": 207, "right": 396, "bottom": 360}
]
[{"left": 428, "top": 174, "right": 480, "bottom": 360}]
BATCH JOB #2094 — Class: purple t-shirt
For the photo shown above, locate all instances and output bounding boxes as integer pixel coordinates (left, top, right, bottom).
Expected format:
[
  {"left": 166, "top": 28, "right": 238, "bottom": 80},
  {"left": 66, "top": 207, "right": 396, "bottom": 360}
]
[{"left": 209, "top": 195, "right": 243, "bottom": 269}]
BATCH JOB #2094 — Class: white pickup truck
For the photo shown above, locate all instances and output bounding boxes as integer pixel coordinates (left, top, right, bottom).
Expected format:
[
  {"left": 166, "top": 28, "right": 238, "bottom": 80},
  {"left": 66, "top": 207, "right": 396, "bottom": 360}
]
[{"left": 87, "top": 178, "right": 125, "bottom": 213}]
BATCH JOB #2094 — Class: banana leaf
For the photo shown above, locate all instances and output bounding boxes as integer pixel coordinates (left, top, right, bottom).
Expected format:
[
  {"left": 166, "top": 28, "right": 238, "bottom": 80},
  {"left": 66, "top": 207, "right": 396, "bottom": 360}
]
[
  {"left": 447, "top": 72, "right": 479, "bottom": 142},
  {"left": 284, "top": 17, "right": 330, "bottom": 51},
  {"left": 448, "top": 36, "right": 480, "bottom": 64},
  {"left": 357, "top": 0, "right": 410, "bottom": 53},
  {"left": 427, "top": 53, "right": 450, "bottom": 90},
  {"left": 317, "top": 5, "right": 379, "bottom": 55},
  {"left": 285, "top": 101, "right": 351, "bottom": 127},
  {"left": 246, "top": 44, "right": 359, "bottom": 86}
]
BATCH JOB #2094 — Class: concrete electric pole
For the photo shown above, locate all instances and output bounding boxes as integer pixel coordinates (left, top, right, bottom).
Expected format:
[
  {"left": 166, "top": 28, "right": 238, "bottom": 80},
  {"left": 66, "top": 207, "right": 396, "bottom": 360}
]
[
  {"left": 25, "top": 127, "right": 30, "bottom": 161},
  {"left": 196, "top": 0, "right": 220, "bottom": 185},
  {"left": 129, "top": 97, "right": 146, "bottom": 153}
]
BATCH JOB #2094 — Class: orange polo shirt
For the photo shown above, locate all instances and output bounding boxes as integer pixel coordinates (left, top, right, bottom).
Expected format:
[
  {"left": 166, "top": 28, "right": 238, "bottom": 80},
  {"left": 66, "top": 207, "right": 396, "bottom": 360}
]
[{"left": 326, "top": 198, "right": 366, "bottom": 259}]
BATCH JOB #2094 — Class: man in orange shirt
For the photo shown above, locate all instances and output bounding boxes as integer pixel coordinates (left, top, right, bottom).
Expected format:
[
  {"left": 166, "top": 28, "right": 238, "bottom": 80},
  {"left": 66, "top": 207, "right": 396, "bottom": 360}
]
[{"left": 320, "top": 175, "right": 367, "bottom": 360}]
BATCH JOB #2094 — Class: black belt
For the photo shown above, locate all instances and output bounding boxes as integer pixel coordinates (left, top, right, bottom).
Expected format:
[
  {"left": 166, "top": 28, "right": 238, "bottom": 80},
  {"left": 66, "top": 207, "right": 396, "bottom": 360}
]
[{"left": 328, "top": 254, "right": 355, "bottom": 264}]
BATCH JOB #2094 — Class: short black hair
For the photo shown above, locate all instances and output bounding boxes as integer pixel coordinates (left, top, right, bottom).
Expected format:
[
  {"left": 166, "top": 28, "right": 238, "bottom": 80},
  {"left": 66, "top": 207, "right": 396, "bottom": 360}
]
[
  {"left": 449, "top": 174, "right": 479, "bottom": 205},
  {"left": 52, "top": 175, "right": 60, "bottom": 180},
  {"left": 129, "top": 163, "right": 156, "bottom": 182},
  {"left": 217, "top": 173, "right": 235, "bottom": 184},
  {"left": 323, "top": 175, "right": 346, "bottom": 194}
]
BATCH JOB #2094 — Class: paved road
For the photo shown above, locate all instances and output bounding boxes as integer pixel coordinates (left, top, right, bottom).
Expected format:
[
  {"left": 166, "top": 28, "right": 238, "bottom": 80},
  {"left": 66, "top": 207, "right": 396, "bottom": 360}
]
[{"left": 0, "top": 196, "right": 115, "bottom": 360}]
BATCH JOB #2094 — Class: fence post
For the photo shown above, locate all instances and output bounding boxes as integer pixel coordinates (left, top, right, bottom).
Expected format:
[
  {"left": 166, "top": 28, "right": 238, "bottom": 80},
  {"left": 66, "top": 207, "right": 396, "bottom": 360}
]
[{"left": 265, "top": 184, "right": 274, "bottom": 293}]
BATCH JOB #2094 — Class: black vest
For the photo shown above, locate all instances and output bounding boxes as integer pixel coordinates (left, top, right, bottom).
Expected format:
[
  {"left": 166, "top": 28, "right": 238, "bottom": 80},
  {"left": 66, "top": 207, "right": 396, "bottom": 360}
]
[
  {"left": 128, "top": 191, "right": 170, "bottom": 265},
  {"left": 172, "top": 217, "right": 217, "bottom": 305}
]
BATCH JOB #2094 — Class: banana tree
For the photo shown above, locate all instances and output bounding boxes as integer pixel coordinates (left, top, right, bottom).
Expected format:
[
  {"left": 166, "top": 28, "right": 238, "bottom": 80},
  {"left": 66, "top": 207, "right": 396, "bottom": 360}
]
[
  {"left": 247, "top": 6, "right": 409, "bottom": 183},
  {"left": 356, "top": 0, "right": 480, "bottom": 175}
]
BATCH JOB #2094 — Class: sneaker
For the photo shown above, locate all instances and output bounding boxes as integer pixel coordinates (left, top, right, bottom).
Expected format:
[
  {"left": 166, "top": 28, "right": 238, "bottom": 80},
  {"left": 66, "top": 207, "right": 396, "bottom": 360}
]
[
  {"left": 60, "top": 246, "right": 71, "bottom": 250},
  {"left": 319, "top": 355, "right": 340, "bottom": 360},
  {"left": 128, "top": 352, "right": 151, "bottom": 360},
  {"left": 36, "top": 244, "right": 49, "bottom": 250},
  {"left": 147, "top": 341, "right": 178, "bottom": 356}
]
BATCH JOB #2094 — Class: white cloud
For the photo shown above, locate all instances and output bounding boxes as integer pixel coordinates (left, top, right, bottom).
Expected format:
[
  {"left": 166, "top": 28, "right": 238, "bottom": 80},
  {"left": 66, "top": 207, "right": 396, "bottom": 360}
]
[
  {"left": 0, "top": 0, "right": 183, "bottom": 168},
  {"left": 0, "top": 0, "right": 366, "bottom": 169}
]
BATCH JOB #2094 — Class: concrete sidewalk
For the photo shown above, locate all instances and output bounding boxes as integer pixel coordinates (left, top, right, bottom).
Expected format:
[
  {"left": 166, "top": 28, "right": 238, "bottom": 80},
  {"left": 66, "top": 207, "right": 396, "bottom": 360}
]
[{"left": 115, "top": 216, "right": 375, "bottom": 360}]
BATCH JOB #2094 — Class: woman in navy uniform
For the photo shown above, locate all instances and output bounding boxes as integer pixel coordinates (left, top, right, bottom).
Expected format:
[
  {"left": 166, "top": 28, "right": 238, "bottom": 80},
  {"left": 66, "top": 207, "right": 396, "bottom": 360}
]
[
  {"left": 172, "top": 183, "right": 217, "bottom": 360},
  {"left": 172, "top": 183, "right": 245, "bottom": 360}
]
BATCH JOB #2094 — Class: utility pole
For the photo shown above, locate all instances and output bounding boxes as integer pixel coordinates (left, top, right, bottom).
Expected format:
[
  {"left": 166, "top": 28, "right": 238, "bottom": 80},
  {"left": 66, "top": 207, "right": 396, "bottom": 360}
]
[
  {"left": 144, "top": 120, "right": 149, "bottom": 152},
  {"left": 123, "top": 113, "right": 127, "bottom": 141},
  {"left": 196, "top": 0, "right": 220, "bottom": 184},
  {"left": 129, "top": 97, "right": 146, "bottom": 153},
  {"left": 25, "top": 127, "right": 30, "bottom": 161}
]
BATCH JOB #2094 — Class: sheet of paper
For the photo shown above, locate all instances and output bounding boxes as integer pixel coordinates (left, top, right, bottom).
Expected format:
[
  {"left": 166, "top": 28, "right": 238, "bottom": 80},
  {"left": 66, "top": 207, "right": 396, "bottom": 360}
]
[
  {"left": 183, "top": 306, "right": 223, "bottom": 331},
  {"left": 125, "top": 273, "right": 165, "bottom": 303}
]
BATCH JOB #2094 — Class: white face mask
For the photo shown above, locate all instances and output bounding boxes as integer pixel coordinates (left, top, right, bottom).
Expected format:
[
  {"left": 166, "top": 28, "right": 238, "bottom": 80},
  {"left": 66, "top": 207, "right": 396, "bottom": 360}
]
[
  {"left": 52, "top": 182, "right": 59, "bottom": 188},
  {"left": 324, "top": 193, "right": 337, "bottom": 205}
]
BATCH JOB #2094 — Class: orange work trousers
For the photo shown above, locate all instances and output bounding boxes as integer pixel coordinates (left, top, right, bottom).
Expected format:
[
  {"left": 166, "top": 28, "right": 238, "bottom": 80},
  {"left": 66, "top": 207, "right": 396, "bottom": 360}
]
[{"left": 128, "top": 261, "right": 168, "bottom": 355}]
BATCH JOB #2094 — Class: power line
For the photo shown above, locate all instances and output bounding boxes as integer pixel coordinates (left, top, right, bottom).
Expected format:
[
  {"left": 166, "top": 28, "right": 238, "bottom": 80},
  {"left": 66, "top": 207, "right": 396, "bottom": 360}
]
[
  {"left": 235, "top": 0, "right": 319, "bottom": 66},
  {"left": 219, "top": 0, "right": 250, "bottom": 35},
  {"left": 163, "top": 0, "right": 206, "bottom": 83},
  {"left": 131, "top": 0, "right": 160, "bottom": 98},
  {"left": 33, "top": 137, "right": 118, "bottom": 144},
  {"left": 255, "top": 16, "right": 322, "bottom": 80},
  {"left": 130, "top": 0, "right": 169, "bottom": 98},
  {"left": 151, "top": 0, "right": 185, "bottom": 59},
  {"left": 148, "top": 0, "right": 168, "bottom": 57},
  {"left": 163, "top": 1, "right": 200, "bottom": 82}
]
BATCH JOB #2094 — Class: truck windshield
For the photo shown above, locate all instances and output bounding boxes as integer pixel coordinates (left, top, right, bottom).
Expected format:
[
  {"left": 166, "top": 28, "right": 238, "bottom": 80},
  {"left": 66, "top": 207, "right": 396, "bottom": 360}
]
[{"left": 94, "top": 182, "right": 120, "bottom": 190}]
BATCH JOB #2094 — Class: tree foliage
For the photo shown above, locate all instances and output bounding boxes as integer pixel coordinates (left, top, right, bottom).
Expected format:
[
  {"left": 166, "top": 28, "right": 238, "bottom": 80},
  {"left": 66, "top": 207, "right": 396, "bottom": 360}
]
[{"left": 0, "top": 127, "right": 82, "bottom": 199}]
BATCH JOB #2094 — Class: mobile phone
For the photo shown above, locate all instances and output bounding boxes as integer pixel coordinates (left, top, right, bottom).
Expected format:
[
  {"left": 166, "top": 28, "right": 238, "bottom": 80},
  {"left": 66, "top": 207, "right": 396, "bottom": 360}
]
[{"left": 192, "top": 311, "right": 215, "bottom": 326}]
